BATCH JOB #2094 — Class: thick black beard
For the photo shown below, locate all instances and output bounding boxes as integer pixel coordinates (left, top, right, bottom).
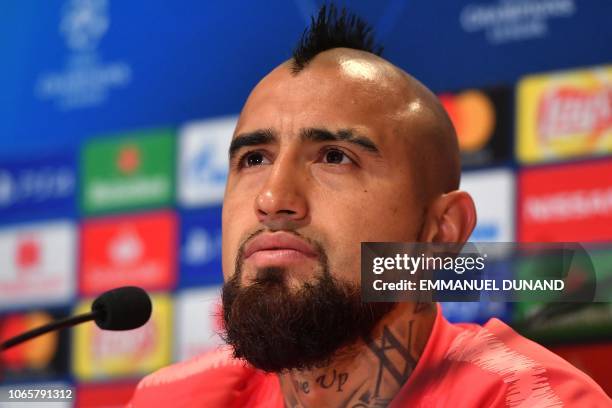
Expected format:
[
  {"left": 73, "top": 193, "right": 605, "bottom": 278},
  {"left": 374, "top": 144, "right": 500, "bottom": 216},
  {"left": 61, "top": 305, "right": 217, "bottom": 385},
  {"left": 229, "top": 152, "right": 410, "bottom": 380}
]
[{"left": 221, "top": 263, "right": 395, "bottom": 373}]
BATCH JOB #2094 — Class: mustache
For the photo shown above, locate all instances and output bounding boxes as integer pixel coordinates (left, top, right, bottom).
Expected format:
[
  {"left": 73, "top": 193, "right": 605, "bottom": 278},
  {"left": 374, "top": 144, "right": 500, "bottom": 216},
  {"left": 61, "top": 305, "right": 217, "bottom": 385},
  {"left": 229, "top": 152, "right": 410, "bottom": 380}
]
[{"left": 234, "top": 228, "right": 327, "bottom": 281}]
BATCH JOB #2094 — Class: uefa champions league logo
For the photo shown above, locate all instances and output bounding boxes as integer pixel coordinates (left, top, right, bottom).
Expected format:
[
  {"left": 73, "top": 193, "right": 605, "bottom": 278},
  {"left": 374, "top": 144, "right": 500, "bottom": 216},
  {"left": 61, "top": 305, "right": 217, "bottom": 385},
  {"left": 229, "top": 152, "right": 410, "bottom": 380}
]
[
  {"left": 36, "top": 0, "right": 131, "bottom": 109},
  {"left": 60, "top": 0, "right": 109, "bottom": 52}
]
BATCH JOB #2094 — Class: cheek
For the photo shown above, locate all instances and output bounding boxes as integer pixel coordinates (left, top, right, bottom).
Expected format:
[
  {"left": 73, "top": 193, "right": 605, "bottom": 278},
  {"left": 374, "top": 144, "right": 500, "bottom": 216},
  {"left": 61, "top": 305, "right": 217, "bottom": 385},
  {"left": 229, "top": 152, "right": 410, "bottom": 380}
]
[
  {"left": 221, "top": 207, "right": 234, "bottom": 280},
  {"left": 312, "top": 193, "right": 376, "bottom": 282},
  {"left": 221, "top": 197, "right": 250, "bottom": 280},
  {"left": 317, "top": 189, "right": 420, "bottom": 281},
  {"left": 221, "top": 173, "right": 271, "bottom": 280}
]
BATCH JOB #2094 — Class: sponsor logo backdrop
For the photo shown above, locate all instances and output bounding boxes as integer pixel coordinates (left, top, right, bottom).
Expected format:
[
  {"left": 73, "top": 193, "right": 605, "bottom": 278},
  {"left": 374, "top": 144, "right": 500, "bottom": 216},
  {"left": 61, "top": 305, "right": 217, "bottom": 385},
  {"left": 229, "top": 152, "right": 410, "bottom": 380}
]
[{"left": 0, "top": 0, "right": 610, "bottom": 400}]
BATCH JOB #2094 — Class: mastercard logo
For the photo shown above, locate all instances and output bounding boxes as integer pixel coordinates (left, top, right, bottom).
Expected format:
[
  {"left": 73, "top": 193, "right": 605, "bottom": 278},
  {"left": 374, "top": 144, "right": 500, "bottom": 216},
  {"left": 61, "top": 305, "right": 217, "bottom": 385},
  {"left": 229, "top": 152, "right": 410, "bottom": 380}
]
[
  {"left": 0, "top": 312, "right": 58, "bottom": 370},
  {"left": 439, "top": 90, "right": 496, "bottom": 152}
]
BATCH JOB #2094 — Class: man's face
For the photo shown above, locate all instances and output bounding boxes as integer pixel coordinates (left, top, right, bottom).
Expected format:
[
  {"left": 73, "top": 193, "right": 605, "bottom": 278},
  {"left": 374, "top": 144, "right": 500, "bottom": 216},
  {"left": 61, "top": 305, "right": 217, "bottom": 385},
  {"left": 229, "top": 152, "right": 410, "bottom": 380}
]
[
  {"left": 220, "top": 52, "right": 433, "bottom": 371},
  {"left": 223, "top": 55, "right": 428, "bottom": 289}
]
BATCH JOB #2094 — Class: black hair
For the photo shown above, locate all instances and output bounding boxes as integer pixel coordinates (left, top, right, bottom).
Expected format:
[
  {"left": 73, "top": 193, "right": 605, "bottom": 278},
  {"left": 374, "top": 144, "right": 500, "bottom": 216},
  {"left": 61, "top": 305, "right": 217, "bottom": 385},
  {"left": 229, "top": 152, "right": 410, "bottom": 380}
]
[{"left": 291, "top": 4, "right": 383, "bottom": 74}]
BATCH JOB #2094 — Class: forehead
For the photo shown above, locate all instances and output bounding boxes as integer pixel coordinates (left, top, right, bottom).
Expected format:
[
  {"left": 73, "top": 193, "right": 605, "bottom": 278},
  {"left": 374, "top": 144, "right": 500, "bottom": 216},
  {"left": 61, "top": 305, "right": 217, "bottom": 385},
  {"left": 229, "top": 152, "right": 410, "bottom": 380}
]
[{"left": 235, "top": 56, "right": 422, "bottom": 147}]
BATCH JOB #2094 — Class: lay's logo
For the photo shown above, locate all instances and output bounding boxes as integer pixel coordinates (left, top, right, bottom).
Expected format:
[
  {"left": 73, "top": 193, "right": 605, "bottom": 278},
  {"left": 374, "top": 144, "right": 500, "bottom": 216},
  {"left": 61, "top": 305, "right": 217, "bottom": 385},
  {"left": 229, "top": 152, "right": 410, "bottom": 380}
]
[
  {"left": 538, "top": 87, "right": 611, "bottom": 140},
  {"left": 72, "top": 294, "right": 172, "bottom": 380},
  {"left": 517, "top": 65, "right": 612, "bottom": 164}
]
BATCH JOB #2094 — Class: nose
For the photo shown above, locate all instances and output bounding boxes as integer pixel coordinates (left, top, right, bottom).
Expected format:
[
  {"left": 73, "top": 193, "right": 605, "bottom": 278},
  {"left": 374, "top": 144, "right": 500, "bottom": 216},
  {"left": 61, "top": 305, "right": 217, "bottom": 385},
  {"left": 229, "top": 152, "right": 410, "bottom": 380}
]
[{"left": 255, "top": 155, "right": 308, "bottom": 228}]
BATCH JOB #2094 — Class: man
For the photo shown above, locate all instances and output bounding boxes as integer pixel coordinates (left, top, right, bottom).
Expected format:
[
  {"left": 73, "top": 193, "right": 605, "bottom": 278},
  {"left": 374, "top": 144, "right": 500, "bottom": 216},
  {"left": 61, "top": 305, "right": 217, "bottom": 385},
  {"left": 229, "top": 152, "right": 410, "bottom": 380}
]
[{"left": 129, "top": 5, "right": 610, "bottom": 407}]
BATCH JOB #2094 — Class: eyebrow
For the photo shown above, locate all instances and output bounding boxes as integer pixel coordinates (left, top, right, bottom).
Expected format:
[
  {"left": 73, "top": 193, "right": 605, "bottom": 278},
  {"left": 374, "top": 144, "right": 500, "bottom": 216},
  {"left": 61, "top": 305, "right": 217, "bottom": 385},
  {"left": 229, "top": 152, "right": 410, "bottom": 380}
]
[
  {"left": 228, "top": 127, "right": 381, "bottom": 160},
  {"left": 300, "top": 128, "right": 380, "bottom": 154},
  {"left": 229, "top": 129, "right": 276, "bottom": 160}
]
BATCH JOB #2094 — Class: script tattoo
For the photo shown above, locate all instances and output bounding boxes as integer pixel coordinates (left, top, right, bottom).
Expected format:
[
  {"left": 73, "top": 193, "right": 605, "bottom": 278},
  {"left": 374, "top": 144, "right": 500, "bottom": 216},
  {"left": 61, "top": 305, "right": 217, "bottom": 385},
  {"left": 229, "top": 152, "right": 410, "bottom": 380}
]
[
  {"left": 366, "top": 320, "right": 416, "bottom": 399},
  {"left": 316, "top": 369, "right": 349, "bottom": 392}
]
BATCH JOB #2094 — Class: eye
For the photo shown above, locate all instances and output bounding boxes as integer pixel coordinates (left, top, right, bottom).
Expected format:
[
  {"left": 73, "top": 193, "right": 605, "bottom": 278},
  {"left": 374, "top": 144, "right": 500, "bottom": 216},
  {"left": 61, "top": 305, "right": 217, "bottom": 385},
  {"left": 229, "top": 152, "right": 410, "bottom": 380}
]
[
  {"left": 323, "top": 148, "right": 352, "bottom": 164},
  {"left": 240, "top": 151, "right": 271, "bottom": 168}
]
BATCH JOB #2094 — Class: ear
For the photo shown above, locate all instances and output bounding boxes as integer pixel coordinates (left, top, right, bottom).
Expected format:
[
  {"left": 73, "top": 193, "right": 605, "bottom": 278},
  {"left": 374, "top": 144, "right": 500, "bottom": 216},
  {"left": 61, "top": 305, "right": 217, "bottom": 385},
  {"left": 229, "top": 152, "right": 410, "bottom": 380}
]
[{"left": 418, "top": 191, "right": 477, "bottom": 243}]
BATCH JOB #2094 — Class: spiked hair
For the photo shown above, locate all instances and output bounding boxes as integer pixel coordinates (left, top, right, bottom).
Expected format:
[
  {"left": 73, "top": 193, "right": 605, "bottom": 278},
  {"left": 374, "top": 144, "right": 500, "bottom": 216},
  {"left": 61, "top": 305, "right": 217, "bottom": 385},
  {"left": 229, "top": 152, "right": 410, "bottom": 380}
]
[{"left": 291, "top": 4, "right": 383, "bottom": 73}]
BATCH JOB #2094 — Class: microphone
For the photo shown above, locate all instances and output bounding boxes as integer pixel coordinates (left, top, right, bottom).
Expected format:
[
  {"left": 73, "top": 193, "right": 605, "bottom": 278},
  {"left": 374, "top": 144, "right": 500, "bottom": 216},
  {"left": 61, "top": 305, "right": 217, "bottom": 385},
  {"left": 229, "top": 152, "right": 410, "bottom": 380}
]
[
  {"left": 0, "top": 286, "right": 152, "bottom": 351},
  {"left": 92, "top": 286, "right": 152, "bottom": 330}
]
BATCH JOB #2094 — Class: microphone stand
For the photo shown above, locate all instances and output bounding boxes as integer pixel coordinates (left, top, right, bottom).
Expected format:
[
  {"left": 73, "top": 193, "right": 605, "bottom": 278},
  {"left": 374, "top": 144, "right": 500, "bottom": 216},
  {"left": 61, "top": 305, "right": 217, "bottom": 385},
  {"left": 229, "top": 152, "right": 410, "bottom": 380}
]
[{"left": 0, "top": 311, "right": 100, "bottom": 351}]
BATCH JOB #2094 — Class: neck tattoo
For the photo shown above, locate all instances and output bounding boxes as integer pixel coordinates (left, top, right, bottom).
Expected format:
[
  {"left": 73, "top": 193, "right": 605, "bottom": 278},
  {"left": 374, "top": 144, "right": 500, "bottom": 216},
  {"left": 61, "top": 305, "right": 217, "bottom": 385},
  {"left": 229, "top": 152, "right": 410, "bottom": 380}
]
[{"left": 279, "top": 302, "right": 436, "bottom": 408}]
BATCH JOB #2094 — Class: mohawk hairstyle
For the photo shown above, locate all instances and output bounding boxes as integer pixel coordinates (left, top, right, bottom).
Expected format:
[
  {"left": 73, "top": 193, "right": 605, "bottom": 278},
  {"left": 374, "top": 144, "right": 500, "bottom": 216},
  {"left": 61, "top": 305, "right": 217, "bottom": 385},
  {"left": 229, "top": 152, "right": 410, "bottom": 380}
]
[{"left": 291, "top": 4, "right": 383, "bottom": 74}]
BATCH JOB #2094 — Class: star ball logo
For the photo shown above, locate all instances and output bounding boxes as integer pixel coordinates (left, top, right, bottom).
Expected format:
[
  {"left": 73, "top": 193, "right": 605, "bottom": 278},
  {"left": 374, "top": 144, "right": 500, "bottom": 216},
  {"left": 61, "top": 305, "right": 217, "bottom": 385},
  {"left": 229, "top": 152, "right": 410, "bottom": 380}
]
[
  {"left": 35, "top": 0, "right": 132, "bottom": 110},
  {"left": 60, "top": 0, "right": 109, "bottom": 52}
]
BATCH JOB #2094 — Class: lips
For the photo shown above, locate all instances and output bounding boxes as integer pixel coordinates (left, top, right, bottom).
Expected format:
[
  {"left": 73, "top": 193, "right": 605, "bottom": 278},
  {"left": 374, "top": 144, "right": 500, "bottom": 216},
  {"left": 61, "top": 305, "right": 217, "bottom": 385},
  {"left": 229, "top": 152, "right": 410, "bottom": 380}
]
[{"left": 243, "top": 232, "right": 318, "bottom": 260}]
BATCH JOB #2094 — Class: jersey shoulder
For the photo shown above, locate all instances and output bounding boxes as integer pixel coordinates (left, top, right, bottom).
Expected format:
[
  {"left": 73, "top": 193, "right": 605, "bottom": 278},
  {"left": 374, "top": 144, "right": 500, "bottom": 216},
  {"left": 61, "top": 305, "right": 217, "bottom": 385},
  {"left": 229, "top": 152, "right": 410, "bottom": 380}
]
[
  {"left": 128, "top": 346, "right": 261, "bottom": 408},
  {"left": 443, "top": 318, "right": 610, "bottom": 407}
]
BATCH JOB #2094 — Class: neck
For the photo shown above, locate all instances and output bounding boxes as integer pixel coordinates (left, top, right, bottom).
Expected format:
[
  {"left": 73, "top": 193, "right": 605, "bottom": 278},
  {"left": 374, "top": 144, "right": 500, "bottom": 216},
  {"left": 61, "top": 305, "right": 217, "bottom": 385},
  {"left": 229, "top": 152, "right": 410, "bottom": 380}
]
[{"left": 278, "top": 302, "right": 437, "bottom": 408}]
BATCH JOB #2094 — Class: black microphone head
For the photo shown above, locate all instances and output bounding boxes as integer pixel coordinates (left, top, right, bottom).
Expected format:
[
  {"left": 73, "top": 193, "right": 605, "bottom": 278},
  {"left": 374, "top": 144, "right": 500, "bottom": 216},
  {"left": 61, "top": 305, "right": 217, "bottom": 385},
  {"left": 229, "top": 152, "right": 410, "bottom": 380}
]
[{"left": 91, "top": 286, "right": 152, "bottom": 331}]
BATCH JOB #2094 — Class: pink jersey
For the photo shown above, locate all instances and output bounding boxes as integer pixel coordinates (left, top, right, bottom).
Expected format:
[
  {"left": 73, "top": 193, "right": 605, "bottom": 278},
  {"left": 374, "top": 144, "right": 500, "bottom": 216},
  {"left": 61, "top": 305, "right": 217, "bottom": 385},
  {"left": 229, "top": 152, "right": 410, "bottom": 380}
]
[{"left": 129, "top": 306, "right": 610, "bottom": 407}]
